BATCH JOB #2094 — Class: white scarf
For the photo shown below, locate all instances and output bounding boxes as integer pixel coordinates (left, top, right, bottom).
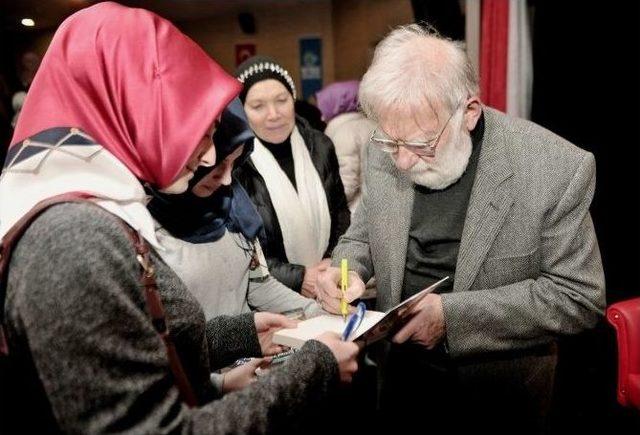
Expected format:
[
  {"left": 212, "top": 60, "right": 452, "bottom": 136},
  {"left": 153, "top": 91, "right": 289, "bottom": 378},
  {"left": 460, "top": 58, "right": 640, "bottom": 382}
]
[
  {"left": 250, "top": 126, "right": 330, "bottom": 266},
  {"left": 0, "top": 130, "right": 162, "bottom": 249}
]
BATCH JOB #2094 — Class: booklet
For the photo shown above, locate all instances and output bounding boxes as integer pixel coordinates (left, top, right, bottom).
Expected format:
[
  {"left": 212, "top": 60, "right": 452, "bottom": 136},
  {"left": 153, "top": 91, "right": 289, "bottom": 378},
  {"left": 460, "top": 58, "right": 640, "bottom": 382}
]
[{"left": 273, "top": 276, "right": 449, "bottom": 349}]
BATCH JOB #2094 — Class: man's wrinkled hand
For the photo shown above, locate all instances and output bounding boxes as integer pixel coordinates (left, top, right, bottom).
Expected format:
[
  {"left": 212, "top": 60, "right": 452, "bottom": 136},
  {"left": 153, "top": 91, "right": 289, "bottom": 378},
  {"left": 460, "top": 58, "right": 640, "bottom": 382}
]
[
  {"left": 316, "top": 266, "right": 365, "bottom": 314},
  {"left": 392, "top": 294, "right": 445, "bottom": 349}
]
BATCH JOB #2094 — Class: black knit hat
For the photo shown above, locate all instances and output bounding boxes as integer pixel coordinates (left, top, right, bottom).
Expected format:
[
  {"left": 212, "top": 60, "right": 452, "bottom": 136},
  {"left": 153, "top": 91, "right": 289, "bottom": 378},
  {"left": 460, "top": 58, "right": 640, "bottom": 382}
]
[{"left": 235, "top": 55, "right": 296, "bottom": 103}]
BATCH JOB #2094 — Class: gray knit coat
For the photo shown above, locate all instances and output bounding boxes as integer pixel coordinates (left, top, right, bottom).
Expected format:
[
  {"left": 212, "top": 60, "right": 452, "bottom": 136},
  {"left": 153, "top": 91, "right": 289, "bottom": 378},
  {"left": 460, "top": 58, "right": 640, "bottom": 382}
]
[{"left": 4, "top": 203, "right": 339, "bottom": 434}]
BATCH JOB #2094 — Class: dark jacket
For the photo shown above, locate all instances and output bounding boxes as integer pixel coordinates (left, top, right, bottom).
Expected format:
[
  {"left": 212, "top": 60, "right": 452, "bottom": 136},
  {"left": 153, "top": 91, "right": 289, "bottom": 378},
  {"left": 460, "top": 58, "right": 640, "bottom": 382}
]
[{"left": 235, "top": 117, "right": 351, "bottom": 292}]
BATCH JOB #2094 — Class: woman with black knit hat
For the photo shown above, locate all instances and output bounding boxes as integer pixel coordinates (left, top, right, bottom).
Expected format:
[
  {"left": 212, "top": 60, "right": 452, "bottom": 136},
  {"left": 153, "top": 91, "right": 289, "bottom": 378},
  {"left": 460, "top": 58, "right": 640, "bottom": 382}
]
[{"left": 234, "top": 55, "right": 350, "bottom": 298}]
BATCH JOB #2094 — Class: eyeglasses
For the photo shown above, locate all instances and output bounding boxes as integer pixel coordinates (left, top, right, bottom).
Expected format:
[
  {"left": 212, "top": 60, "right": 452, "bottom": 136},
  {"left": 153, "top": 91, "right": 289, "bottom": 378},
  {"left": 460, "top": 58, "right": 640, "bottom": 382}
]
[{"left": 370, "top": 103, "right": 462, "bottom": 157}]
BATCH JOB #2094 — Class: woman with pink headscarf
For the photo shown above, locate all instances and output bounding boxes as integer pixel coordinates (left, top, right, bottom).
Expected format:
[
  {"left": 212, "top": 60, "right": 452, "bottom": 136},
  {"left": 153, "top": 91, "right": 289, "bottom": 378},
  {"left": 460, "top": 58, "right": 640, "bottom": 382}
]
[{"left": 0, "top": 3, "right": 357, "bottom": 432}]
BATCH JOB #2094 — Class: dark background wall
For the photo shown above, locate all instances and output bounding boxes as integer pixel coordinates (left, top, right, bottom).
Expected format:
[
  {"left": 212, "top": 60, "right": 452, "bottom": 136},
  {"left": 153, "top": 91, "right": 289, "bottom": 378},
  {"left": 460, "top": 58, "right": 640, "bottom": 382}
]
[
  {"left": 531, "top": 1, "right": 640, "bottom": 305},
  {"left": 531, "top": 2, "right": 639, "bottom": 432}
]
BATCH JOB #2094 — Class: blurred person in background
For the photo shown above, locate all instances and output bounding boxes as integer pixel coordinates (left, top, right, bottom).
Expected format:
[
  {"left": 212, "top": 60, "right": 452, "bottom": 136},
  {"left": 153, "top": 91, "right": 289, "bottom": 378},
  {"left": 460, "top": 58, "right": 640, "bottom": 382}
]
[{"left": 316, "top": 80, "right": 376, "bottom": 213}]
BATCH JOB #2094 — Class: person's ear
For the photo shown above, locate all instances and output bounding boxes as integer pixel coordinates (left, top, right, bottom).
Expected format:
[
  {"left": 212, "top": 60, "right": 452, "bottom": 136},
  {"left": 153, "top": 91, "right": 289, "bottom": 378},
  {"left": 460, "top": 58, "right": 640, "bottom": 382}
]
[{"left": 463, "top": 96, "right": 482, "bottom": 132}]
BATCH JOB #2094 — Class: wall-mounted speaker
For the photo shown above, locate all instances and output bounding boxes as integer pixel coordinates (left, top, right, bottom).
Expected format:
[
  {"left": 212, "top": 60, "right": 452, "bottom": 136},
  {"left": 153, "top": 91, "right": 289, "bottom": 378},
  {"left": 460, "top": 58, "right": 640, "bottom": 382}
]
[{"left": 238, "top": 12, "right": 256, "bottom": 35}]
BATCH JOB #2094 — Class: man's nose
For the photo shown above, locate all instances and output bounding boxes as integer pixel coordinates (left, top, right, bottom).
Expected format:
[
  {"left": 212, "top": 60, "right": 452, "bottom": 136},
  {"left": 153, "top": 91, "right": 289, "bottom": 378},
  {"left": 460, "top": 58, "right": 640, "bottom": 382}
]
[{"left": 393, "top": 146, "right": 418, "bottom": 171}]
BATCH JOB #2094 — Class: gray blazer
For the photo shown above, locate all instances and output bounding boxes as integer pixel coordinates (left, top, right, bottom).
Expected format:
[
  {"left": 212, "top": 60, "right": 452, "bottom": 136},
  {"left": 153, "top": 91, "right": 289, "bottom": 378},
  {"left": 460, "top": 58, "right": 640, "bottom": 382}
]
[{"left": 332, "top": 107, "right": 605, "bottom": 397}]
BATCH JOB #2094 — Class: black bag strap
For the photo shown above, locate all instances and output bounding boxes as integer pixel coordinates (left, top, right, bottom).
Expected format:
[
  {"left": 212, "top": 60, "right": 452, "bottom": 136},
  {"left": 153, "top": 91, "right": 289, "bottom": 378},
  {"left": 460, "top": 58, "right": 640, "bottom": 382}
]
[{"left": 0, "top": 193, "right": 197, "bottom": 407}]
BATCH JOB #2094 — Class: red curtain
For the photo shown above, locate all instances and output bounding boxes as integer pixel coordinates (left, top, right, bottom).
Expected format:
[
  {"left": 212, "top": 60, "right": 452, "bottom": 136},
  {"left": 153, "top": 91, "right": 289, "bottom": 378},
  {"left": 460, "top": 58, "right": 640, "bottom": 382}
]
[{"left": 480, "top": 0, "right": 509, "bottom": 112}]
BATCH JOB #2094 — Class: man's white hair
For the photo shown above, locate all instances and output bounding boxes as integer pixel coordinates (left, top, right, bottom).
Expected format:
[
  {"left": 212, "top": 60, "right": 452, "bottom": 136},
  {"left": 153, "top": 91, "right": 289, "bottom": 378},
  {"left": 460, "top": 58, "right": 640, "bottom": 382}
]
[{"left": 360, "top": 24, "right": 479, "bottom": 121}]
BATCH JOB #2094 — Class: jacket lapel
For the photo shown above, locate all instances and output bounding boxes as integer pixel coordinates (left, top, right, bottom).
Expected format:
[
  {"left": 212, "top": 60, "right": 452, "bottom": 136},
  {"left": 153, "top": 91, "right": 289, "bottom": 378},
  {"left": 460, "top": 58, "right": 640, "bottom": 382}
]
[
  {"left": 454, "top": 109, "right": 514, "bottom": 293},
  {"left": 372, "top": 150, "right": 415, "bottom": 309},
  {"left": 387, "top": 171, "right": 415, "bottom": 307}
]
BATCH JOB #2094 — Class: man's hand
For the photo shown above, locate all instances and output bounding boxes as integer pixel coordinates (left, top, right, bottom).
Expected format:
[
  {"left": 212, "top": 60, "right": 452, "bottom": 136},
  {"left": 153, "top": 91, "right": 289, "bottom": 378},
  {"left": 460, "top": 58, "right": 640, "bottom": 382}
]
[
  {"left": 316, "top": 266, "right": 365, "bottom": 314},
  {"left": 392, "top": 294, "right": 445, "bottom": 349},
  {"left": 254, "top": 312, "right": 298, "bottom": 355}
]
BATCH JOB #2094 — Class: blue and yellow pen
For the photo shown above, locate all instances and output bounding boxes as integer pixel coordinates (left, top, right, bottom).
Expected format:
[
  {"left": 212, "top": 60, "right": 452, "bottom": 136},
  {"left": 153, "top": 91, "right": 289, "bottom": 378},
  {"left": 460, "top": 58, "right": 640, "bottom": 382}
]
[{"left": 340, "top": 258, "right": 349, "bottom": 322}]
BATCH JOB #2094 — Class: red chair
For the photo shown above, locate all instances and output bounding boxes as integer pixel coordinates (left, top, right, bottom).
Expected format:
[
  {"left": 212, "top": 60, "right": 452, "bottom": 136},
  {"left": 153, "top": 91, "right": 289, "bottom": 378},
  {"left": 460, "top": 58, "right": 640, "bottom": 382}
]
[{"left": 606, "top": 297, "right": 640, "bottom": 410}]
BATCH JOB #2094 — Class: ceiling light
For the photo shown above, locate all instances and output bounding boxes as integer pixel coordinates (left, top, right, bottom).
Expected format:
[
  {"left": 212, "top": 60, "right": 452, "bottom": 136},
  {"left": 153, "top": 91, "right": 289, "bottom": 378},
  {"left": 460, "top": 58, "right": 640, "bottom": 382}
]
[{"left": 21, "top": 18, "right": 35, "bottom": 27}]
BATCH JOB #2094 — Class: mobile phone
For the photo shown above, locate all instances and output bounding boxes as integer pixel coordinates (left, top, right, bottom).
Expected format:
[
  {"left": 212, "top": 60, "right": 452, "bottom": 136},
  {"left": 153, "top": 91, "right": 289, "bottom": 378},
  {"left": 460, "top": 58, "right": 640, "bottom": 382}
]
[{"left": 281, "top": 308, "right": 305, "bottom": 320}]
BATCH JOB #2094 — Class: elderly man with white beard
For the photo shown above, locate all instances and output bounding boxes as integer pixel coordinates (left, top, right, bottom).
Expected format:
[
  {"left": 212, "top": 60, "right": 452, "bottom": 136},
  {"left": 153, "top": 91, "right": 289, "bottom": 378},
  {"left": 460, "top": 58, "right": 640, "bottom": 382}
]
[{"left": 317, "top": 24, "right": 605, "bottom": 433}]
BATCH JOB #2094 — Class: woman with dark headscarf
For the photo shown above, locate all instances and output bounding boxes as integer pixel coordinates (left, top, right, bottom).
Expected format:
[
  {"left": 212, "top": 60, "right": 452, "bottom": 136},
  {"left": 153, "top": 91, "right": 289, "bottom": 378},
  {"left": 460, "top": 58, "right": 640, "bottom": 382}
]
[
  {"left": 0, "top": 4, "right": 357, "bottom": 433},
  {"left": 234, "top": 56, "right": 351, "bottom": 298},
  {"left": 147, "top": 98, "right": 323, "bottom": 322}
]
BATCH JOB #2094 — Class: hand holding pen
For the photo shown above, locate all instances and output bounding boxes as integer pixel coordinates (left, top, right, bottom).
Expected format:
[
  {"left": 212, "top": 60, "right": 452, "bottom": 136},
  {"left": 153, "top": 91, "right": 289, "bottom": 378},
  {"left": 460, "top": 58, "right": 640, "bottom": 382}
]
[{"left": 316, "top": 260, "right": 366, "bottom": 315}]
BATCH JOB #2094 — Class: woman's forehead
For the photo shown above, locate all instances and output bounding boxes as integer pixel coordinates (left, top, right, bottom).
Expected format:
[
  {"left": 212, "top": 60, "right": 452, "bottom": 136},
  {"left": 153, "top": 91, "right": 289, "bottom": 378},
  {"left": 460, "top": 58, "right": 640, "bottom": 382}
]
[{"left": 245, "top": 79, "right": 290, "bottom": 101}]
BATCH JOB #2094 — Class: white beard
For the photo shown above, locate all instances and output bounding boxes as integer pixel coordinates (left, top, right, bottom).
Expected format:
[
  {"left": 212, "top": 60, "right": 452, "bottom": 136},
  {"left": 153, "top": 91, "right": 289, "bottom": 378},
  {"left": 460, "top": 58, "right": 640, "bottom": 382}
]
[{"left": 407, "top": 117, "right": 473, "bottom": 190}]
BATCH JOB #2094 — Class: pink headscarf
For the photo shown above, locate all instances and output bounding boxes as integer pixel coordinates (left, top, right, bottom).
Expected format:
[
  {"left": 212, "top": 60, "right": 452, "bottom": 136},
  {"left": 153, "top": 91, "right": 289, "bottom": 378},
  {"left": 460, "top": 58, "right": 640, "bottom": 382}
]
[{"left": 11, "top": 1, "right": 241, "bottom": 189}]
